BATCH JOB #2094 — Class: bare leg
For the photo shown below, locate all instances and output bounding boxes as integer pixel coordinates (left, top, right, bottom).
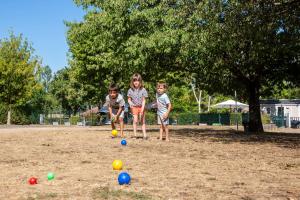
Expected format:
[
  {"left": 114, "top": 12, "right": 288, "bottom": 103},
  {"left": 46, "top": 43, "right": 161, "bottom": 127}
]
[
  {"left": 110, "top": 112, "right": 115, "bottom": 130},
  {"left": 159, "top": 125, "right": 163, "bottom": 140},
  {"left": 111, "top": 121, "right": 116, "bottom": 130},
  {"left": 133, "top": 114, "right": 138, "bottom": 138},
  {"left": 165, "top": 125, "right": 170, "bottom": 142},
  {"left": 141, "top": 112, "right": 147, "bottom": 138},
  {"left": 119, "top": 118, "right": 124, "bottom": 137}
]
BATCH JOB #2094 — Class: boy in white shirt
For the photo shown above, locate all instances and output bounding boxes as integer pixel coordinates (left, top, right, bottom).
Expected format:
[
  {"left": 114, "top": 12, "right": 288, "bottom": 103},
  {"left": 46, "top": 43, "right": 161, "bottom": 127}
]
[
  {"left": 105, "top": 83, "right": 125, "bottom": 137},
  {"left": 156, "top": 82, "right": 172, "bottom": 141}
]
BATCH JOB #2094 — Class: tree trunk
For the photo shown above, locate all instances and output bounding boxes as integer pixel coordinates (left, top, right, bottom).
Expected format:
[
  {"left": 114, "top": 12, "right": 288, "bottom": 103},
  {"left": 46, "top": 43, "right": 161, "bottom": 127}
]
[
  {"left": 7, "top": 106, "right": 11, "bottom": 125},
  {"left": 248, "top": 84, "right": 264, "bottom": 133}
]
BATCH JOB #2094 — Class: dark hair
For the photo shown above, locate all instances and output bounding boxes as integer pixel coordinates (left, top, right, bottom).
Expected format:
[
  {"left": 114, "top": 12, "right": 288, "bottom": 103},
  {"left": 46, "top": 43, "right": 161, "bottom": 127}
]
[
  {"left": 109, "top": 83, "right": 119, "bottom": 92},
  {"left": 157, "top": 81, "right": 168, "bottom": 89},
  {"left": 130, "top": 73, "right": 143, "bottom": 89}
]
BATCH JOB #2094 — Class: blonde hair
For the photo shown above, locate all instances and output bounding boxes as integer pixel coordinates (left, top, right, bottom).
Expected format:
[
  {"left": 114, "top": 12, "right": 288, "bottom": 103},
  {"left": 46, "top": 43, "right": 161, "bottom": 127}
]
[{"left": 130, "top": 73, "right": 144, "bottom": 89}]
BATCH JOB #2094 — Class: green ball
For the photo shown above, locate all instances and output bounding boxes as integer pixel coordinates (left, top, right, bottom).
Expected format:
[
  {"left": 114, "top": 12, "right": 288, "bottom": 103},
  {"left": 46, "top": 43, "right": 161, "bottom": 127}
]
[{"left": 47, "top": 172, "right": 55, "bottom": 180}]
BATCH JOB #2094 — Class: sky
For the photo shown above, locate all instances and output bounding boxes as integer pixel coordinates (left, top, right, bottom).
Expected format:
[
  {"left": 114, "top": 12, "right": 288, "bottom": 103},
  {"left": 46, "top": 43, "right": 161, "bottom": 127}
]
[{"left": 0, "top": 0, "right": 85, "bottom": 73}]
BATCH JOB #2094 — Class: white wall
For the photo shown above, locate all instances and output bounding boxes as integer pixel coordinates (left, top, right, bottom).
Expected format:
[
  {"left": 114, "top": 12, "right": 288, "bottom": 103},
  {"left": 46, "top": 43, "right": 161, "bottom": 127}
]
[{"left": 261, "top": 104, "right": 300, "bottom": 118}]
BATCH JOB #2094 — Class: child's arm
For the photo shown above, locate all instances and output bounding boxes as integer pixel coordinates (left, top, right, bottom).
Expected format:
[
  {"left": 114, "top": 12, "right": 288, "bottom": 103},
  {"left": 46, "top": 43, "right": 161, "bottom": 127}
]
[
  {"left": 108, "top": 106, "right": 114, "bottom": 120},
  {"left": 163, "top": 103, "right": 172, "bottom": 120},
  {"left": 128, "top": 97, "right": 134, "bottom": 107},
  {"left": 150, "top": 100, "right": 157, "bottom": 109},
  {"left": 115, "top": 106, "right": 124, "bottom": 119},
  {"left": 105, "top": 96, "right": 114, "bottom": 119},
  {"left": 141, "top": 97, "right": 146, "bottom": 113}
]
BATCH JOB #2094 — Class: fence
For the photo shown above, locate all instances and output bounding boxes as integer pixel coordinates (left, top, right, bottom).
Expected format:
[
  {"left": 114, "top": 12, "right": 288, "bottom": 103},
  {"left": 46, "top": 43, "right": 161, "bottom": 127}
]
[
  {"left": 270, "top": 114, "right": 286, "bottom": 128},
  {"left": 22, "top": 111, "right": 281, "bottom": 128},
  {"left": 198, "top": 113, "right": 249, "bottom": 126},
  {"left": 41, "top": 112, "right": 248, "bottom": 126}
]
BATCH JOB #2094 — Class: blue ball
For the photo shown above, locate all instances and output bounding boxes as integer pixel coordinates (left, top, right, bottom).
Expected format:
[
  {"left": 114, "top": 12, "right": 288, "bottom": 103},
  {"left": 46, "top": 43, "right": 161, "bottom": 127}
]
[
  {"left": 118, "top": 172, "right": 131, "bottom": 185},
  {"left": 121, "top": 139, "right": 127, "bottom": 146}
]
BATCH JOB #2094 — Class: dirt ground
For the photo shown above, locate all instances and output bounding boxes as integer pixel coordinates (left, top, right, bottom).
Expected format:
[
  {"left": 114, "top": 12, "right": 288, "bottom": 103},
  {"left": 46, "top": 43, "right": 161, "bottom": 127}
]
[{"left": 0, "top": 125, "right": 299, "bottom": 200}]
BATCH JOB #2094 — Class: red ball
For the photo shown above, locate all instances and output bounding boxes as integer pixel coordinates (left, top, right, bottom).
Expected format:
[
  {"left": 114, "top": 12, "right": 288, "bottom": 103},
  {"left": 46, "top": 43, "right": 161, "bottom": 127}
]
[{"left": 28, "top": 177, "right": 37, "bottom": 185}]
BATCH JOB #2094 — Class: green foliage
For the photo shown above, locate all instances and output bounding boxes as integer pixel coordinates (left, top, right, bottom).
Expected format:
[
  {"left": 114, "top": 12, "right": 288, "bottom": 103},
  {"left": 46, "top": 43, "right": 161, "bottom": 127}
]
[
  {"left": 0, "top": 32, "right": 41, "bottom": 124},
  {"left": 168, "top": 85, "right": 198, "bottom": 112},
  {"left": 170, "top": 112, "right": 199, "bottom": 125},
  {"left": 0, "top": 32, "right": 39, "bottom": 106},
  {"left": 145, "top": 111, "right": 156, "bottom": 125},
  {"left": 0, "top": 105, "right": 39, "bottom": 125},
  {"left": 67, "top": 0, "right": 191, "bottom": 105},
  {"left": 70, "top": 116, "right": 80, "bottom": 125},
  {"left": 49, "top": 67, "right": 87, "bottom": 114},
  {"left": 59, "top": 0, "right": 300, "bottom": 132},
  {"left": 0, "top": 103, "right": 7, "bottom": 124},
  {"left": 184, "top": 0, "right": 300, "bottom": 132},
  {"left": 261, "top": 114, "right": 271, "bottom": 124},
  {"left": 264, "top": 86, "right": 300, "bottom": 99}
]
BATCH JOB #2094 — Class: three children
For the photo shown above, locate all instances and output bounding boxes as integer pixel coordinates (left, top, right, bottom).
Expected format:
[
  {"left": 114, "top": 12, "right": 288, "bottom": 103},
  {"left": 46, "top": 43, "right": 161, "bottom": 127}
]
[{"left": 105, "top": 73, "right": 171, "bottom": 141}]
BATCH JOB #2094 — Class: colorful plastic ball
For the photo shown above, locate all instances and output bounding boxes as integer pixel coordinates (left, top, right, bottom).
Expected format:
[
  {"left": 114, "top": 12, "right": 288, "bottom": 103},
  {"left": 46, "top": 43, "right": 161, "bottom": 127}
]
[
  {"left": 112, "top": 129, "right": 118, "bottom": 137},
  {"left": 112, "top": 160, "right": 123, "bottom": 170},
  {"left": 47, "top": 172, "right": 55, "bottom": 180},
  {"left": 28, "top": 177, "right": 37, "bottom": 185},
  {"left": 118, "top": 172, "right": 131, "bottom": 185},
  {"left": 121, "top": 139, "right": 127, "bottom": 146}
]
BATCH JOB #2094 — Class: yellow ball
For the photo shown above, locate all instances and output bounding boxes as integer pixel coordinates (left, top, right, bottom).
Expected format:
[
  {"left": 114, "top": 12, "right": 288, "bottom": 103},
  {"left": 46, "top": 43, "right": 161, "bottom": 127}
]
[
  {"left": 112, "top": 129, "right": 118, "bottom": 137},
  {"left": 112, "top": 160, "right": 123, "bottom": 170}
]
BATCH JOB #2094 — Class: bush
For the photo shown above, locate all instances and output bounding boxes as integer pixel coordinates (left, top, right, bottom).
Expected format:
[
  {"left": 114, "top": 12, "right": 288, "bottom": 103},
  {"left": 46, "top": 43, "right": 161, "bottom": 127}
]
[
  {"left": 146, "top": 112, "right": 156, "bottom": 125},
  {"left": 70, "top": 116, "right": 80, "bottom": 125},
  {"left": 0, "top": 104, "right": 7, "bottom": 124},
  {"left": 261, "top": 114, "right": 271, "bottom": 124},
  {"left": 170, "top": 112, "right": 199, "bottom": 125}
]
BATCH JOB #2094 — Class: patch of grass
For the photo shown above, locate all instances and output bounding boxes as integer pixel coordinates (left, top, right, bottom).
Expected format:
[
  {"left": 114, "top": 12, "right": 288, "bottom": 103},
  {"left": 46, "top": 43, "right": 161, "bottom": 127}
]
[
  {"left": 92, "top": 186, "right": 153, "bottom": 200},
  {"left": 81, "top": 160, "right": 92, "bottom": 164},
  {"left": 27, "top": 193, "right": 58, "bottom": 200},
  {"left": 206, "top": 177, "right": 217, "bottom": 181},
  {"left": 279, "top": 162, "right": 299, "bottom": 170},
  {"left": 241, "top": 196, "right": 254, "bottom": 200}
]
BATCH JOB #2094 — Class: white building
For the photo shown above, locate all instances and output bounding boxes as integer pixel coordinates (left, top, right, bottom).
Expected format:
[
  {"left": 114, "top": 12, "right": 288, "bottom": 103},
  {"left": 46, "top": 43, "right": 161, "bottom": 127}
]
[
  {"left": 260, "top": 99, "right": 300, "bottom": 127},
  {"left": 260, "top": 99, "right": 300, "bottom": 118}
]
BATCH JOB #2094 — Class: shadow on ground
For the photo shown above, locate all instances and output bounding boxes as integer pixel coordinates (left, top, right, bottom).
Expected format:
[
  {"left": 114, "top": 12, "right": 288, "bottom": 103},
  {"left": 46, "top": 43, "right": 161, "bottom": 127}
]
[{"left": 170, "top": 128, "right": 300, "bottom": 149}]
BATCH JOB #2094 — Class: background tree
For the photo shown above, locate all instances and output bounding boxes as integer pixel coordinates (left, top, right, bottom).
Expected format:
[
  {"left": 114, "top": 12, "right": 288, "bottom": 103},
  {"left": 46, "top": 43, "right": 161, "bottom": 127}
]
[
  {"left": 69, "top": 0, "right": 300, "bottom": 132},
  {"left": 0, "top": 32, "right": 40, "bottom": 125},
  {"left": 67, "top": 0, "right": 189, "bottom": 104},
  {"left": 184, "top": 0, "right": 300, "bottom": 132}
]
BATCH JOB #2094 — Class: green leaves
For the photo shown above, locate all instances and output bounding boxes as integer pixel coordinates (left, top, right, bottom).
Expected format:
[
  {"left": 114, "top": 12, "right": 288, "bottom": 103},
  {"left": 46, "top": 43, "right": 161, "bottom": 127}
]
[
  {"left": 66, "top": 0, "right": 299, "bottom": 131},
  {"left": 0, "top": 32, "right": 39, "bottom": 107},
  {"left": 0, "top": 32, "right": 42, "bottom": 124}
]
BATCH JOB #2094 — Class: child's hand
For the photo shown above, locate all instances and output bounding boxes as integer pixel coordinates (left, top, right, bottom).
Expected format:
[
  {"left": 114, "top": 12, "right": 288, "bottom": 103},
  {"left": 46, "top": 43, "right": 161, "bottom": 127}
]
[
  {"left": 151, "top": 102, "right": 157, "bottom": 109},
  {"left": 129, "top": 102, "right": 134, "bottom": 107},
  {"left": 111, "top": 115, "right": 116, "bottom": 122},
  {"left": 162, "top": 113, "right": 168, "bottom": 120}
]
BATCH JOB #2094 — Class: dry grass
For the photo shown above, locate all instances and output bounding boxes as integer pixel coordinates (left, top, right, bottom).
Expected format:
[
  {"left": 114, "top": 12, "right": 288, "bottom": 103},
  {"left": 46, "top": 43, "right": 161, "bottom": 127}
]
[{"left": 0, "top": 125, "right": 299, "bottom": 200}]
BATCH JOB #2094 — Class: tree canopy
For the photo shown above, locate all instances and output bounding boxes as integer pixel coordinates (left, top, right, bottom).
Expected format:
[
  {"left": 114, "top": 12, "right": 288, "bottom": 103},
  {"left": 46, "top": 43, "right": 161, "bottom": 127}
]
[
  {"left": 66, "top": 0, "right": 300, "bottom": 132},
  {"left": 0, "top": 32, "right": 41, "bottom": 124}
]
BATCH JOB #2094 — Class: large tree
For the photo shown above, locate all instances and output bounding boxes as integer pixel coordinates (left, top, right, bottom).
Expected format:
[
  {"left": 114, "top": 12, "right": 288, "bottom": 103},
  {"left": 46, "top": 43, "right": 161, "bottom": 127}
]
[
  {"left": 0, "top": 33, "right": 40, "bottom": 125},
  {"left": 67, "top": 0, "right": 188, "bottom": 103},
  {"left": 185, "top": 0, "right": 300, "bottom": 132},
  {"left": 68, "top": 0, "right": 300, "bottom": 132}
]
